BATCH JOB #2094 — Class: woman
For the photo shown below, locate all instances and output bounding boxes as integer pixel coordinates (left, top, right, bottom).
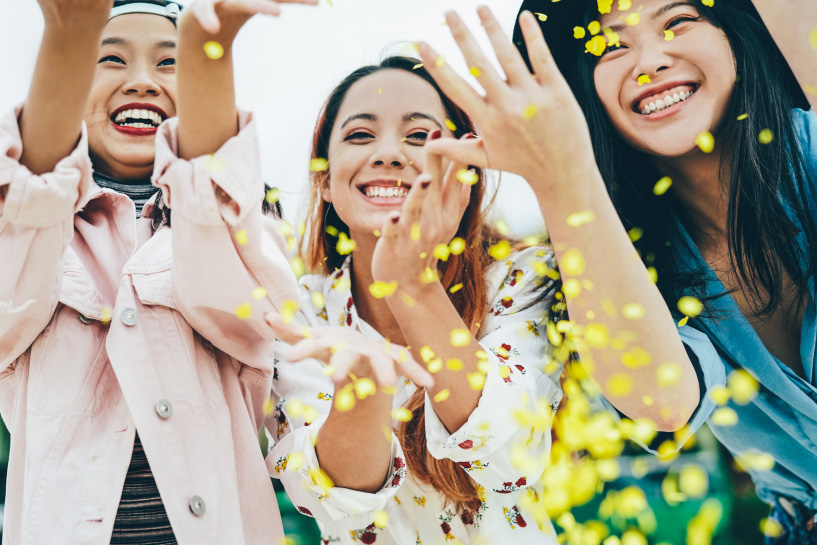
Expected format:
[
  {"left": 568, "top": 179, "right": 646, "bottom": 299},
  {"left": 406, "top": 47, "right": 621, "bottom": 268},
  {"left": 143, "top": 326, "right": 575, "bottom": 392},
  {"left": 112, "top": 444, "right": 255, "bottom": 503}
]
[
  {"left": 264, "top": 56, "right": 563, "bottom": 544},
  {"left": 0, "top": 0, "right": 313, "bottom": 542},
  {"left": 418, "top": 1, "right": 816, "bottom": 541}
]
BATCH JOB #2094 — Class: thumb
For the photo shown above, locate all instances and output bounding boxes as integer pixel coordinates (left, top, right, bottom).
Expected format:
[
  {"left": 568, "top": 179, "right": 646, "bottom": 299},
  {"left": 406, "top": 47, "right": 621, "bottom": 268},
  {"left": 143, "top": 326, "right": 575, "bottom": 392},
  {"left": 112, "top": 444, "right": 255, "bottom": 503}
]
[
  {"left": 424, "top": 137, "right": 488, "bottom": 169},
  {"left": 192, "top": 0, "right": 222, "bottom": 33}
]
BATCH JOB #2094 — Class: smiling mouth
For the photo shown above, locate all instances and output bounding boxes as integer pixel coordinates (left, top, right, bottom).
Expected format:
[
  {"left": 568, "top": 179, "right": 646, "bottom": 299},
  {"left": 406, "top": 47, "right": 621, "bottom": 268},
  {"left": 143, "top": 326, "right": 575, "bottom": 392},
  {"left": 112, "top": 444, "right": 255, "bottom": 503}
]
[
  {"left": 635, "top": 84, "right": 698, "bottom": 116},
  {"left": 111, "top": 108, "right": 165, "bottom": 129},
  {"left": 358, "top": 182, "right": 412, "bottom": 200}
]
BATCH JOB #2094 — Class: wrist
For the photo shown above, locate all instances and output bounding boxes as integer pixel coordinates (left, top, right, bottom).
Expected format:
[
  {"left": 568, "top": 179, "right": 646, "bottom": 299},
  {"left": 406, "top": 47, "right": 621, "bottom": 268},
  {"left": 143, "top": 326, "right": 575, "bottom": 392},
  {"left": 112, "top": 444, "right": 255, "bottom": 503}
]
[{"left": 179, "top": 9, "right": 248, "bottom": 47}]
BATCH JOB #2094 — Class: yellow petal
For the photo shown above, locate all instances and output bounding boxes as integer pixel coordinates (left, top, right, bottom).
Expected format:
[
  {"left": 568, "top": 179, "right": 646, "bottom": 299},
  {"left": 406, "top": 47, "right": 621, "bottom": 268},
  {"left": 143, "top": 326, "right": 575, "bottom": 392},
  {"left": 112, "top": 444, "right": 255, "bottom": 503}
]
[
  {"left": 449, "top": 237, "right": 466, "bottom": 255},
  {"left": 203, "top": 41, "right": 224, "bottom": 60},
  {"left": 588, "top": 21, "right": 601, "bottom": 35},
  {"left": 695, "top": 131, "right": 715, "bottom": 153},
  {"left": 392, "top": 407, "right": 413, "bottom": 422},
  {"left": 449, "top": 283, "right": 463, "bottom": 294},
  {"left": 586, "top": 35, "right": 607, "bottom": 56},
  {"left": 622, "top": 303, "right": 646, "bottom": 319},
  {"left": 446, "top": 358, "right": 464, "bottom": 371},
  {"left": 638, "top": 74, "right": 651, "bottom": 86},
  {"left": 369, "top": 281, "right": 398, "bottom": 299},
  {"left": 561, "top": 248, "right": 586, "bottom": 275},
  {"left": 488, "top": 240, "right": 511, "bottom": 260},
  {"left": 711, "top": 407, "right": 738, "bottom": 426},
  {"left": 653, "top": 176, "right": 672, "bottom": 195},
  {"left": 235, "top": 302, "right": 252, "bottom": 320},
  {"left": 456, "top": 169, "right": 479, "bottom": 185},
  {"left": 450, "top": 328, "right": 471, "bottom": 347},
  {"left": 663, "top": 29, "right": 674, "bottom": 41},
  {"left": 445, "top": 119, "right": 457, "bottom": 132},
  {"left": 566, "top": 210, "right": 596, "bottom": 227},
  {"left": 727, "top": 369, "right": 759, "bottom": 404},
  {"left": 336, "top": 232, "right": 356, "bottom": 255},
  {"left": 355, "top": 378, "right": 377, "bottom": 399},
  {"left": 625, "top": 12, "right": 640, "bottom": 25},
  {"left": 433, "top": 389, "right": 450, "bottom": 402},
  {"left": 758, "top": 129, "right": 774, "bottom": 144},
  {"left": 373, "top": 510, "right": 389, "bottom": 529},
  {"left": 679, "top": 465, "right": 708, "bottom": 497},
  {"left": 677, "top": 296, "right": 703, "bottom": 317},
  {"left": 309, "top": 158, "right": 329, "bottom": 172},
  {"left": 573, "top": 26, "right": 587, "bottom": 39}
]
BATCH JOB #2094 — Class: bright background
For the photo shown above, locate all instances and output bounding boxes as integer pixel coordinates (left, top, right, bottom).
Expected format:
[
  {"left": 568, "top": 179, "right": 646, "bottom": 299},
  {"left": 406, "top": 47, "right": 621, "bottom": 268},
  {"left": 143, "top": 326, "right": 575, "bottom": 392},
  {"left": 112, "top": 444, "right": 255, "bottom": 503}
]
[{"left": 0, "top": 0, "right": 544, "bottom": 236}]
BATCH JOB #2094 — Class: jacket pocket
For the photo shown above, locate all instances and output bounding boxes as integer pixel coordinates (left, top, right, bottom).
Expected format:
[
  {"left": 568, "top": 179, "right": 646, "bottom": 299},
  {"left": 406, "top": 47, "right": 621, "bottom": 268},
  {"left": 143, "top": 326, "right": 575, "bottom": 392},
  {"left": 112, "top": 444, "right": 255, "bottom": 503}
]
[{"left": 132, "top": 268, "right": 176, "bottom": 310}]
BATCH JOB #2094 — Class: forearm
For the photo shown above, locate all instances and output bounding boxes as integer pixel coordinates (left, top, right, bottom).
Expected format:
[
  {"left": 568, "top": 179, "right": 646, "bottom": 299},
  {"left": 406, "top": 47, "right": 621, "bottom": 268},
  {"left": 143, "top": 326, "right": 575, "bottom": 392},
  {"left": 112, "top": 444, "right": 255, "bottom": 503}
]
[
  {"left": 751, "top": 0, "right": 817, "bottom": 110},
  {"left": 387, "top": 282, "right": 483, "bottom": 433},
  {"left": 177, "top": 13, "right": 248, "bottom": 160},
  {"left": 20, "top": 24, "right": 104, "bottom": 174},
  {"left": 535, "top": 171, "right": 698, "bottom": 430},
  {"left": 315, "top": 389, "right": 394, "bottom": 493}
]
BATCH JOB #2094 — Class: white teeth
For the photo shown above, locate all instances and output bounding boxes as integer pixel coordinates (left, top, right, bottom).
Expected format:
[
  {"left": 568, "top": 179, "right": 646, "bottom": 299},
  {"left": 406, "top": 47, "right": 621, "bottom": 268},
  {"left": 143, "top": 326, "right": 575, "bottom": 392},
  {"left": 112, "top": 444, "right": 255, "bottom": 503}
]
[
  {"left": 639, "top": 88, "right": 695, "bottom": 115},
  {"left": 656, "top": 99, "right": 665, "bottom": 110},
  {"left": 113, "top": 108, "right": 163, "bottom": 126},
  {"left": 673, "top": 93, "right": 680, "bottom": 102},
  {"left": 365, "top": 186, "right": 409, "bottom": 198},
  {"left": 649, "top": 102, "right": 656, "bottom": 112}
]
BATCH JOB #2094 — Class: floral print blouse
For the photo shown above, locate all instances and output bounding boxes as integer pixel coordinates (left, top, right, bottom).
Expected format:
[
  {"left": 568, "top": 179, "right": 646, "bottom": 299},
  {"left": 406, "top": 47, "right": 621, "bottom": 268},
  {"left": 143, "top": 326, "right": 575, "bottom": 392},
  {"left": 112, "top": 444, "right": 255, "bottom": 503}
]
[{"left": 266, "top": 247, "right": 562, "bottom": 545}]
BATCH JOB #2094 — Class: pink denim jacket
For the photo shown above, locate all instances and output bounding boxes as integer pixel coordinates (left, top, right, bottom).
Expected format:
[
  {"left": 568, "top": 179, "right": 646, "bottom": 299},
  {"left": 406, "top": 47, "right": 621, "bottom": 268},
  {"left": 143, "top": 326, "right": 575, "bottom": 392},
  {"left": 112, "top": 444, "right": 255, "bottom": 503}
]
[{"left": 0, "top": 106, "right": 298, "bottom": 544}]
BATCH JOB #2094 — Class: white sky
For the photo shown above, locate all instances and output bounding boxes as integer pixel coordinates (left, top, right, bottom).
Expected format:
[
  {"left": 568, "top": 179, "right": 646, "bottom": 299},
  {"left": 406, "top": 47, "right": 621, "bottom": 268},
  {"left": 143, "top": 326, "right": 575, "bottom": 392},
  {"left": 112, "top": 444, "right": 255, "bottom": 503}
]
[{"left": 0, "top": 0, "right": 544, "bottom": 236}]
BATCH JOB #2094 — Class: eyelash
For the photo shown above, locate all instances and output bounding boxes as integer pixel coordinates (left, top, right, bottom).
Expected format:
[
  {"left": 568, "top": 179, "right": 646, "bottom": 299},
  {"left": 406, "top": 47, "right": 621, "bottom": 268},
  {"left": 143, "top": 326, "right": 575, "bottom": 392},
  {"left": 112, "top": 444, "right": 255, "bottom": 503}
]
[
  {"left": 600, "top": 15, "right": 701, "bottom": 56},
  {"left": 343, "top": 130, "right": 430, "bottom": 144},
  {"left": 98, "top": 55, "right": 176, "bottom": 67}
]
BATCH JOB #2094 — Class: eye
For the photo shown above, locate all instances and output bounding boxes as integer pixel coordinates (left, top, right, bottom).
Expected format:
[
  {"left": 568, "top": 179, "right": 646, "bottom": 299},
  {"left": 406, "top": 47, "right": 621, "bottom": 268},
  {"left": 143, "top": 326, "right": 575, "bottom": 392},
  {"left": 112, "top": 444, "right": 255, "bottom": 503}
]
[
  {"left": 405, "top": 130, "right": 429, "bottom": 144},
  {"left": 99, "top": 55, "right": 125, "bottom": 65},
  {"left": 343, "top": 130, "right": 374, "bottom": 143},
  {"left": 666, "top": 15, "right": 701, "bottom": 29},
  {"left": 601, "top": 42, "right": 627, "bottom": 57},
  {"left": 158, "top": 57, "right": 176, "bottom": 67}
]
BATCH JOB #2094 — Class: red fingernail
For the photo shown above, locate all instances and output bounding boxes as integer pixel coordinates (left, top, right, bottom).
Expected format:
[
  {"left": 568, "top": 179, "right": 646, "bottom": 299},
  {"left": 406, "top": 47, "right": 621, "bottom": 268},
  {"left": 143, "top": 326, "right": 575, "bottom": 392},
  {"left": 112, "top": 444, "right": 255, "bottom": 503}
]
[
  {"left": 391, "top": 214, "right": 400, "bottom": 224},
  {"left": 465, "top": 133, "right": 478, "bottom": 140},
  {"left": 421, "top": 180, "right": 431, "bottom": 189},
  {"left": 429, "top": 129, "right": 442, "bottom": 140}
]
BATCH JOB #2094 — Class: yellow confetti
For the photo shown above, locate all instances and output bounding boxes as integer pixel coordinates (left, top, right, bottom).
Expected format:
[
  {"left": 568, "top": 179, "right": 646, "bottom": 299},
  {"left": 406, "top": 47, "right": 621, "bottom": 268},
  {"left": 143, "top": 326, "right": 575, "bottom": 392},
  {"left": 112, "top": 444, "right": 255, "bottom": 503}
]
[
  {"left": 235, "top": 229, "right": 248, "bottom": 246},
  {"left": 430, "top": 244, "right": 450, "bottom": 262},
  {"left": 607, "top": 374, "right": 633, "bottom": 396},
  {"left": 701, "top": 0, "right": 713, "bottom": 5},
  {"left": 435, "top": 56, "right": 446, "bottom": 67},
  {"left": 235, "top": 302, "right": 252, "bottom": 320},
  {"left": 622, "top": 303, "right": 646, "bottom": 319},
  {"left": 410, "top": 222, "right": 421, "bottom": 242},
  {"left": 392, "top": 407, "right": 413, "bottom": 422},
  {"left": 265, "top": 187, "right": 280, "bottom": 203},
  {"left": 758, "top": 129, "right": 774, "bottom": 144},
  {"left": 573, "top": 26, "right": 586, "bottom": 39},
  {"left": 586, "top": 35, "right": 607, "bottom": 56},
  {"left": 449, "top": 237, "right": 466, "bottom": 255},
  {"left": 378, "top": 87, "right": 382, "bottom": 95},
  {"left": 584, "top": 323, "right": 609, "bottom": 348},
  {"left": 369, "top": 281, "right": 397, "bottom": 299},
  {"left": 760, "top": 518, "right": 783, "bottom": 538},
  {"left": 355, "top": 378, "right": 377, "bottom": 399},
  {"left": 664, "top": 29, "right": 674, "bottom": 41},
  {"left": 737, "top": 113, "right": 748, "bottom": 121},
  {"left": 412, "top": 63, "right": 424, "bottom": 70},
  {"left": 523, "top": 104, "right": 539, "bottom": 120},
  {"left": 637, "top": 74, "right": 651, "bottom": 86},
  {"left": 373, "top": 510, "right": 389, "bottom": 529},
  {"left": 677, "top": 296, "right": 703, "bottom": 317},
  {"left": 427, "top": 357, "right": 443, "bottom": 373},
  {"left": 727, "top": 369, "right": 759, "bottom": 404},
  {"left": 335, "top": 387, "right": 355, "bottom": 411},
  {"left": 561, "top": 248, "right": 586, "bottom": 276},
  {"left": 420, "top": 346, "right": 435, "bottom": 363},
  {"left": 679, "top": 465, "right": 708, "bottom": 497},
  {"left": 336, "top": 232, "right": 356, "bottom": 255},
  {"left": 735, "top": 451, "right": 775, "bottom": 471},
  {"left": 628, "top": 227, "right": 643, "bottom": 242},
  {"left": 563, "top": 278, "right": 582, "bottom": 298},
  {"left": 252, "top": 286, "right": 267, "bottom": 300},
  {"left": 449, "top": 283, "right": 463, "bottom": 294},
  {"left": 678, "top": 316, "right": 689, "bottom": 327},
  {"left": 281, "top": 299, "right": 299, "bottom": 324},
  {"left": 696, "top": 131, "right": 715, "bottom": 153},
  {"left": 811, "top": 29, "right": 817, "bottom": 51},
  {"left": 657, "top": 362, "right": 682, "bottom": 387},
  {"left": 653, "top": 176, "right": 672, "bottom": 195},
  {"left": 450, "top": 328, "right": 471, "bottom": 347},
  {"left": 535, "top": 12, "right": 547, "bottom": 21},
  {"left": 621, "top": 347, "right": 651, "bottom": 368},
  {"left": 326, "top": 225, "right": 338, "bottom": 237},
  {"left": 467, "top": 372, "right": 486, "bottom": 390},
  {"left": 309, "top": 158, "right": 329, "bottom": 172},
  {"left": 446, "top": 358, "right": 464, "bottom": 371},
  {"left": 206, "top": 154, "right": 226, "bottom": 173},
  {"left": 445, "top": 119, "right": 457, "bottom": 131},
  {"left": 290, "top": 256, "right": 305, "bottom": 278},
  {"left": 621, "top": 530, "right": 647, "bottom": 545},
  {"left": 566, "top": 210, "right": 596, "bottom": 227},
  {"left": 469, "top": 66, "right": 481, "bottom": 77},
  {"left": 709, "top": 385, "right": 730, "bottom": 405},
  {"left": 597, "top": 0, "right": 613, "bottom": 13},
  {"left": 203, "top": 41, "right": 224, "bottom": 59},
  {"left": 495, "top": 220, "right": 510, "bottom": 236},
  {"left": 433, "top": 389, "right": 450, "bottom": 402},
  {"left": 711, "top": 407, "right": 738, "bottom": 426},
  {"left": 625, "top": 12, "right": 640, "bottom": 25},
  {"left": 311, "top": 291, "right": 326, "bottom": 309},
  {"left": 618, "top": 0, "right": 632, "bottom": 9},
  {"left": 488, "top": 240, "right": 512, "bottom": 260},
  {"left": 457, "top": 169, "right": 479, "bottom": 185}
]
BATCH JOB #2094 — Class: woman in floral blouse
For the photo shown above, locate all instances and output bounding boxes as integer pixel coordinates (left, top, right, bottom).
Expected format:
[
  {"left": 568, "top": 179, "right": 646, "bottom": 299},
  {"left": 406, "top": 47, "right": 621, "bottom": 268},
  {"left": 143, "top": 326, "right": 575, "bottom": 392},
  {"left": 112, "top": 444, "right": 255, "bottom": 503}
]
[{"left": 263, "top": 56, "right": 562, "bottom": 544}]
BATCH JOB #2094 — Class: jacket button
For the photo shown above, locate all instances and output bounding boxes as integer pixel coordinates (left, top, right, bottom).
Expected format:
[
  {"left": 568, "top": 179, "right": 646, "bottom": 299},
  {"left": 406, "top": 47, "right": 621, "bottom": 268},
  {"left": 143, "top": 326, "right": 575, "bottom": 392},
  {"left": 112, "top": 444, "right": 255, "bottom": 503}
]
[
  {"left": 189, "top": 495, "right": 206, "bottom": 516},
  {"left": 155, "top": 399, "right": 173, "bottom": 419},
  {"left": 78, "top": 313, "right": 93, "bottom": 324},
  {"left": 120, "top": 308, "right": 139, "bottom": 326}
]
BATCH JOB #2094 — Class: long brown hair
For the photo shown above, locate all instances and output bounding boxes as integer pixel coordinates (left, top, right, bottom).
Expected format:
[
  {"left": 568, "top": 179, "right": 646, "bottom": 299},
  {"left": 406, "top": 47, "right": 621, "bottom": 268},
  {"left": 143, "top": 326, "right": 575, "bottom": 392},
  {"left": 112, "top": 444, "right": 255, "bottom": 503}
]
[{"left": 302, "top": 56, "right": 500, "bottom": 512}]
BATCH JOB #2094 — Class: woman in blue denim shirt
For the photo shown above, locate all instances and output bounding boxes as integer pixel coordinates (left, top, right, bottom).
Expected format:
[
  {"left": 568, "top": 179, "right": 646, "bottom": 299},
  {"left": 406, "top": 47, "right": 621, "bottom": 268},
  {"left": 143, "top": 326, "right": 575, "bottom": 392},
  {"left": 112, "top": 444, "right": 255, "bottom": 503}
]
[{"left": 411, "top": 0, "right": 817, "bottom": 542}]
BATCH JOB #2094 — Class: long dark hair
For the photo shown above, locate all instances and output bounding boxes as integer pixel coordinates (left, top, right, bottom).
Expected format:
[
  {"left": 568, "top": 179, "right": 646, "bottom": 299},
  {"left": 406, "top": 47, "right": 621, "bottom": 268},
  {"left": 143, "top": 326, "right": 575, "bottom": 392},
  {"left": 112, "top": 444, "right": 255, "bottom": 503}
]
[
  {"left": 571, "top": 0, "right": 816, "bottom": 318},
  {"left": 302, "top": 55, "right": 504, "bottom": 512}
]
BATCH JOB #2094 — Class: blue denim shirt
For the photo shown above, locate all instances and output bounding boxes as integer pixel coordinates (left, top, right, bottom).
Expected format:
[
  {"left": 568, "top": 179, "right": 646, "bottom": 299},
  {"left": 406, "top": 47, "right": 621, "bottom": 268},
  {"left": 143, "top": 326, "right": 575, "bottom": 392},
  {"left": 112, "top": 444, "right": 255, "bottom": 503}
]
[{"left": 673, "top": 108, "right": 817, "bottom": 512}]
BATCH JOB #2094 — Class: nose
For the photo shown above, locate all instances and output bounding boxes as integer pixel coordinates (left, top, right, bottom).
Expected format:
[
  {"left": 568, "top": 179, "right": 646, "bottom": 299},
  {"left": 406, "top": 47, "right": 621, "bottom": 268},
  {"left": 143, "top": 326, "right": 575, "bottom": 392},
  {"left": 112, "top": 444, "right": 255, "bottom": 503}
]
[
  {"left": 370, "top": 137, "right": 407, "bottom": 169},
  {"left": 631, "top": 39, "right": 674, "bottom": 82},
  {"left": 121, "top": 62, "right": 162, "bottom": 96}
]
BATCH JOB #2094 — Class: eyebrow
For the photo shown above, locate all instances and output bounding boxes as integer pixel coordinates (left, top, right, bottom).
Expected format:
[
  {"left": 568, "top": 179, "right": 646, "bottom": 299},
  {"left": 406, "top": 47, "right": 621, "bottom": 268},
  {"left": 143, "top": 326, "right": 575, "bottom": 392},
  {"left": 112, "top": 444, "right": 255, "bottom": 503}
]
[
  {"left": 339, "top": 112, "right": 443, "bottom": 130},
  {"left": 100, "top": 37, "right": 177, "bottom": 49},
  {"left": 605, "top": 1, "right": 698, "bottom": 33}
]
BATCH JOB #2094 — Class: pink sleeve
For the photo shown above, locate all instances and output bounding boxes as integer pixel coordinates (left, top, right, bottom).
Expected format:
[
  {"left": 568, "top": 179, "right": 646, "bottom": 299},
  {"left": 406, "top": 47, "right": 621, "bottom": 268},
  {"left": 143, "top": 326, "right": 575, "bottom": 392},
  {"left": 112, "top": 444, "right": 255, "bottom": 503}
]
[
  {"left": 151, "top": 112, "right": 299, "bottom": 370},
  {"left": 0, "top": 105, "right": 92, "bottom": 369}
]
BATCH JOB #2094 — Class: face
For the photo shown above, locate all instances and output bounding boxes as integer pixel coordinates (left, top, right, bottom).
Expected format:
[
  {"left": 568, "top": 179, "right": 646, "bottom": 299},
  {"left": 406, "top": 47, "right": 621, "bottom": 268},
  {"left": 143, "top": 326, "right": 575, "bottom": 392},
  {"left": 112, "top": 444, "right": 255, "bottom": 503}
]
[
  {"left": 324, "top": 70, "right": 453, "bottom": 240},
  {"left": 85, "top": 13, "right": 177, "bottom": 181},
  {"left": 592, "top": 0, "right": 736, "bottom": 158}
]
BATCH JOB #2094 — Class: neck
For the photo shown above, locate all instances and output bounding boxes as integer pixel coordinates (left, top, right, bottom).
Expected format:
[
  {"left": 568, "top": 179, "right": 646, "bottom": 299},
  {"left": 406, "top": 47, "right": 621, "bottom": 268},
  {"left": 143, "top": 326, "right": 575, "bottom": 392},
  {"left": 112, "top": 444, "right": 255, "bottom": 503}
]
[
  {"left": 90, "top": 155, "right": 154, "bottom": 185},
  {"left": 650, "top": 146, "right": 730, "bottom": 249},
  {"left": 348, "top": 235, "right": 407, "bottom": 346}
]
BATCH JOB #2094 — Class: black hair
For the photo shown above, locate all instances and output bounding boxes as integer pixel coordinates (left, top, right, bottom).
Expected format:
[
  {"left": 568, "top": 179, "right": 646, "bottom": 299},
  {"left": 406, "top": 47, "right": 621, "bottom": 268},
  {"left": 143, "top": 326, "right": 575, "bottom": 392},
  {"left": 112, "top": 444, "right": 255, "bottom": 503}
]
[
  {"left": 149, "top": 185, "right": 282, "bottom": 231},
  {"left": 570, "top": 0, "right": 816, "bottom": 319}
]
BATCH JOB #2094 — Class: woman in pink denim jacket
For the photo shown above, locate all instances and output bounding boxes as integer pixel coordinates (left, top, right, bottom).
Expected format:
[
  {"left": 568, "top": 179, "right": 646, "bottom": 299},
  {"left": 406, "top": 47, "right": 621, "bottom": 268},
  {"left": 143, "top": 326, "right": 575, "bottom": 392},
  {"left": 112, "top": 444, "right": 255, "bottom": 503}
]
[{"left": 0, "top": 0, "right": 314, "bottom": 542}]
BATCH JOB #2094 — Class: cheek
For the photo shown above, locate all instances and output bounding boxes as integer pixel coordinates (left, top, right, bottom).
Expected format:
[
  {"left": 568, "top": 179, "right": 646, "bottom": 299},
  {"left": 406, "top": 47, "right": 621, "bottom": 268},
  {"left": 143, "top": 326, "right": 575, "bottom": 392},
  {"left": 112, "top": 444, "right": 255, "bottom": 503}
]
[{"left": 593, "top": 68, "right": 623, "bottom": 120}]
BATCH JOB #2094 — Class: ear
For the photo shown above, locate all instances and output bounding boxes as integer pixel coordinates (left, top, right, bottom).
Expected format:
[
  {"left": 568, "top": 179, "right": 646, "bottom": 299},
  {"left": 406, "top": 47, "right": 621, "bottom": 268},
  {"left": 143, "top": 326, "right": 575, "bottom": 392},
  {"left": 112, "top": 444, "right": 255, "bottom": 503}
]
[{"left": 318, "top": 173, "right": 332, "bottom": 203}]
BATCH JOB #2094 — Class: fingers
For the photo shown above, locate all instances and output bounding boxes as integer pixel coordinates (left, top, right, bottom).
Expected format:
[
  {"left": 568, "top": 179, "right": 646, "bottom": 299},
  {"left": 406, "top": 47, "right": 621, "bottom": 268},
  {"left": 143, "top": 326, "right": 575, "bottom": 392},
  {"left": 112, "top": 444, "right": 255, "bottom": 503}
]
[
  {"left": 264, "top": 311, "right": 308, "bottom": 345},
  {"left": 367, "top": 351, "right": 397, "bottom": 387},
  {"left": 441, "top": 160, "right": 473, "bottom": 218},
  {"left": 442, "top": 11, "right": 507, "bottom": 98},
  {"left": 328, "top": 348, "right": 362, "bottom": 384},
  {"left": 399, "top": 173, "right": 432, "bottom": 232},
  {"left": 191, "top": 0, "right": 221, "bottom": 33},
  {"left": 424, "top": 137, "right": 488, "bottom": 169},
  {"left": 416, "top": 41, "right": 484, "bottom": 116},
  {"left": 423, "top": 132, "right": 445, "bottom": 203},
  {"left": 518, "top": 10, "right": 560, "bottom": 85},
  {"left": 394, "top": 351, "right": 435, "bottom": 389},
  {"left": 285, "top": 336, "right": 339, "bottom": 363},
  {"left": 476, "top": 6, "right": 533, "bottom": 87}
]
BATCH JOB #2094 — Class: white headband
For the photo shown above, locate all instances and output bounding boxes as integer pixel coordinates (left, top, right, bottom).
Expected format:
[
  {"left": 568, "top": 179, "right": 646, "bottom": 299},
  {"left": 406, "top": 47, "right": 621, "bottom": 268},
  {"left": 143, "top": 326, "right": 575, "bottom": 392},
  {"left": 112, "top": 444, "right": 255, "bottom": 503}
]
[{"left": 109, "top": 2, "right": 180, "bottom": 21}]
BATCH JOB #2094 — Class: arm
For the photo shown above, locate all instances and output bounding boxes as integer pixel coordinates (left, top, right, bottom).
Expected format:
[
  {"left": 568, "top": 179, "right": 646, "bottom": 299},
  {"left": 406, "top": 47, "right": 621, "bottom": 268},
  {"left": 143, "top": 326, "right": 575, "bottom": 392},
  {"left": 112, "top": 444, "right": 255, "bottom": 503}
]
[
  {"left": 418, "top": 8, "right": 699, "bottom": 431},
  {"left": 19, "top": 1, "right": 109, "bottom": 174},
  {"left": 751, "top": 0, "right": 817, "bottom": 110}
]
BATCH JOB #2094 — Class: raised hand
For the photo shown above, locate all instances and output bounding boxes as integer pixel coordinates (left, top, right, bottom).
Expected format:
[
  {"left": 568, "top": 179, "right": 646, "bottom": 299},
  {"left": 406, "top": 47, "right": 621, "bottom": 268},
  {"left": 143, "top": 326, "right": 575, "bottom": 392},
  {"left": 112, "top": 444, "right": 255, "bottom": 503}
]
[
  {"left": 186, "top": 0, "right": 318, "bottom": 36},
  {"left": 370, "top": 131, "right": 473, "bottom": 296},
  {"left": 265, "top": 312, "right": 434, "bottom": 389},
  {"left": 417, "top": 8, "right": 599, "bottom": 196}
]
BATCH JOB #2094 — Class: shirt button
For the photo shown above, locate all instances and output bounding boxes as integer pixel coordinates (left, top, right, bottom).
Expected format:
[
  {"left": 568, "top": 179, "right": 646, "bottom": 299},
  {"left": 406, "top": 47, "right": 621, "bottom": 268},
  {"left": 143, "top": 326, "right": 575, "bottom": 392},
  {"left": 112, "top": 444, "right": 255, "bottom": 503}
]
[
  {"left": 189, "top": 495, "right": 206, "bottom": 516},
  {"left": 120, "top": 308, "right": 139, "bottom": 326},
  {"left": 155, "top": 399, "right": 173, "bottom": 420},
  {"left": 78, "top": 313, "right": 93, "bottom": 324}
]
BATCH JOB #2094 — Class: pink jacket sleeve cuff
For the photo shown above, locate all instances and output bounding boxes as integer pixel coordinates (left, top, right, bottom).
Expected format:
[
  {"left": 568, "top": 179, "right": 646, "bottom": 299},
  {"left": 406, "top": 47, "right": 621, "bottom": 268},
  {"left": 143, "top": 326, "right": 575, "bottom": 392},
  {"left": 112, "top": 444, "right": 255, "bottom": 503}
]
[{"left": 0, "top": 105, "right": 92, "bottom": 227}]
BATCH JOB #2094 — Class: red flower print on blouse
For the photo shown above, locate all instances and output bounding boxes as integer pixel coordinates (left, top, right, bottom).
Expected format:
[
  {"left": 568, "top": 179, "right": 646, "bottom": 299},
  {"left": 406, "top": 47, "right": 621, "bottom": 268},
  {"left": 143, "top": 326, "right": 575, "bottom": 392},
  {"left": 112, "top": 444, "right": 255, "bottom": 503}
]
[
  {"left": 461, "top": 510, "right": 475, "bottom": 525},
  {"left": 297, "top": 506, "right": 312, "bottom": 516},
  {"left": 458, "top": 439, "right": 474, "bottom": 449},
  {"left": 394, "top": 457, "right": 405, "bottom": 469},
  {"left": 441, "top": 521, "right": 451, "bottom": 535},
  {"left": 500, "top": 297, "right": 514, "bottom": 309},
  {"left": 516, "top": 513, "right": 527, "bottom": 527},
  {"left": 457, "top": 461, "right": 472, "bottom": 469},
  {"left": 516, "top": 477, "right": 527, "bottom": 487},
  {"left": 360, "top": 532, "right": 377, "bottom": 544},
  {"left": 508, "top": 270, "right": 523, "bottom": 287},
  {"left": 392, "top": 474, "right": 402, "bottom": 486}
]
